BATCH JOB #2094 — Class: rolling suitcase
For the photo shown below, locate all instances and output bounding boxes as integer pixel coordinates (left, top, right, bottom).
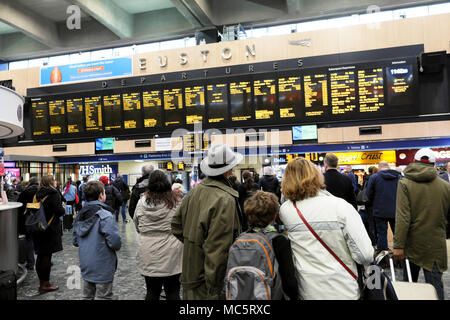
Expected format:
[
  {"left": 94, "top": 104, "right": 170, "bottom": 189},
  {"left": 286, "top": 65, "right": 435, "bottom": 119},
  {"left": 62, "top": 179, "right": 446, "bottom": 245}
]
[
  {"left": 0, "top": 270, "right": 17, "bottom": 300},
  {"left": 389, "top": 257, "right": 439, "bottom": 300}
]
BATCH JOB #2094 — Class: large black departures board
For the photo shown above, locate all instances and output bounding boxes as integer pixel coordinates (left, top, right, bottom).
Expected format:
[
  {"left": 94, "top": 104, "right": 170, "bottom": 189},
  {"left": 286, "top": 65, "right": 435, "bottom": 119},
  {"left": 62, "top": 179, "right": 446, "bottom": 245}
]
[{"left": 29, "top": 55, "right": 421, "bottom": 140}]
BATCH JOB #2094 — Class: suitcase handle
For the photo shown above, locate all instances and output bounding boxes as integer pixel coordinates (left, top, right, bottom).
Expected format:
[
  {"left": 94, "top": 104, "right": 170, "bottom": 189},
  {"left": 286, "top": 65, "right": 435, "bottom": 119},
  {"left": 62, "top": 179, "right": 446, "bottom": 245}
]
[{"left": 389, "top": 255, "right": 412, "bottom": 283}]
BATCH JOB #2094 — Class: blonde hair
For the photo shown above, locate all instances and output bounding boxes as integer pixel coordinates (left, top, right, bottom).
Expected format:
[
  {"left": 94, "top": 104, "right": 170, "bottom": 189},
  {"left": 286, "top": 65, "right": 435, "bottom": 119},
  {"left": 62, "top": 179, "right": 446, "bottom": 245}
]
[{"left": 281, "top": 157, "right": 325, "bottom": 202}]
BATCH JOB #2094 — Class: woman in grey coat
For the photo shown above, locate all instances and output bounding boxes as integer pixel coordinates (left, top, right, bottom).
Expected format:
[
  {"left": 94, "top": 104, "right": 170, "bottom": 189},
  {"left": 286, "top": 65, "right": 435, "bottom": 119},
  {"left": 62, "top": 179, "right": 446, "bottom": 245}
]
[{"left": 133, "top": 170, "right": 183, "bottom": 300}]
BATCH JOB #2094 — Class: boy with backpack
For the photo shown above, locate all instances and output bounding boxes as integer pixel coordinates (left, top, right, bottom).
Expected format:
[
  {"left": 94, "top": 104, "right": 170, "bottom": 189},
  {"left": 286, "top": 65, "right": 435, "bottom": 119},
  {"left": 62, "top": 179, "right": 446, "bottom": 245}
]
[
  {"left": 72, "top": 181, "right": 121, "bottom": 300},
  {"left": 225, "top": 190, "right": 299, "bottom": 300}
]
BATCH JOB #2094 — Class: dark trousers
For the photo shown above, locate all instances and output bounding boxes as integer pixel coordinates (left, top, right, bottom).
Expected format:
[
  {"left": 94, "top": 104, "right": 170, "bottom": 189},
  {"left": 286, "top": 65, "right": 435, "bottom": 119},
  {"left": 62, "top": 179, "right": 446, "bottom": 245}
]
[
  {"left": 402, "top": 261, "right": 444, "bottom": 300},
  {"left": 26, "top": 238, "right": 35, "bottom": 269},
  {"left": 144, "top": 274, "right": 181, "bottom": 301},
  {"left": 374, "top": 217, "right": 395, "bottom": 252},
  {"left": 360, "top": 207, "right": 377, "bottom": 246},
  {"left": 35, "top": 254, "right": 52, "bottom": 281}
]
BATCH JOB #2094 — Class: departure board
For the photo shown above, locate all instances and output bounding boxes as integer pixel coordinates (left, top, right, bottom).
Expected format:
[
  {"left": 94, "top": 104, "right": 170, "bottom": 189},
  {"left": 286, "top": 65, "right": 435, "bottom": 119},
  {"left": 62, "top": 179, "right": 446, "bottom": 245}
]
[
  {"left": 84, "top": 96, "right": 103, "bottom": 131},
  {"left": 103, "top": 94, "right": 122, "bottom": 131},
  {"left": 32, "top": 101, "right": 49, "bottom": 136},
  {"left": 358, "top": 68, "right": 384, "bottom": 113},
  {"left": 329, "top": 69, "right": 356, "bottom": 115},
  {"left": 66, "top": 98, "right": 84, "bottom": 133},
  {"left": 183, "top": 133, "right": 210, "bottom": 152},
  {"left": 207, "top": 83, "right": 228, "bottom": 123},
  {"left": 185, "top": 86, "right": 206, "bottom": 124},
  {"left": 123, "top": 92, "right": 142, "bottom": 129},
  {"left": 164, "top": 88, "right": 184, "bottom": 126},
  {"left": 230, "top": 81, "right": 252, "bottom": 122},
  {"left": 142, "top": 90, "right": 162, "bottom": 127},
  {"left": 254, "top": 79, "right": 277, "bottom": 120},
  {"left": 278, "top": 76, "right": 302, "bottom": 119},
  {"left": 386, "top": 65, "right": 414, "bottom": 106},
  {"left": 49, "top": 100, "right": 66, "bottom": 134},
  {"left": 304, "top": 73, "right": 328, "bottom": 117}
]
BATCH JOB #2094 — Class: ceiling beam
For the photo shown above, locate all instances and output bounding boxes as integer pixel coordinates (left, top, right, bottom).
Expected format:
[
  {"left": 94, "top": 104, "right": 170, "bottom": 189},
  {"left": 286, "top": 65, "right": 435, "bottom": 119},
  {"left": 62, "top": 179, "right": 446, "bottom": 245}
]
[
  {"left": 71, "top": 0, "right": 133, "bottom": 39},
  {"left": 0, "top": 0, "right": 60, "bottom": 48},
  {"left": 182, "top": 0, "right": 215, "bottom": 27},
  {"left": 170, "top": 0, "right": 204, "bottom": 29}
]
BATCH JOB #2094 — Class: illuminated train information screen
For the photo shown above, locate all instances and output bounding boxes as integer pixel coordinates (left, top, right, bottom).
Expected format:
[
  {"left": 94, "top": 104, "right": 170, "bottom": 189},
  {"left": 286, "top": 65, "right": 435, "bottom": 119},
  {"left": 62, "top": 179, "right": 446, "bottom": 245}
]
[
  {"left": 329, "top": 68, "right": 356, "bottom": 116},
  {"left": 30, "top": 57, "right": 419, "bottom": 139},
  {"left": 163, "top": 88, "right": 184, "bottom": 126},
  {"left": 84, "top": 96, "right": 102, "bottom": 131},
  {"left": 254, "top": 79, "right": 277, "bottom": 120},
  {"left": 185, "top": 86, "right": 206, "bottom": 124},
  {"left": 66, "top": 98, "right": 84, "bottom": 133},
  {"left": 123, "top": 92, "right": 142, "bottom": 129},
  {"left": 143, "top": 90, "right": 162, "bottom": 128},
  {"left": 103, "top": 94, "right": 122, "bottom": 131},
  {"left": 48, "top": 100, "right": 66, "bottom": 134}
]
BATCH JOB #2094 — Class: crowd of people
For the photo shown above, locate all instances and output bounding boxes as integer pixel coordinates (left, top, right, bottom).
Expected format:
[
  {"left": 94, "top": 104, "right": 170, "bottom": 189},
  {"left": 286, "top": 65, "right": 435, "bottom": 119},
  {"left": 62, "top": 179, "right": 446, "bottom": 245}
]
[{"left": 9, "top": 144, "right": 450, "bottom": 300}]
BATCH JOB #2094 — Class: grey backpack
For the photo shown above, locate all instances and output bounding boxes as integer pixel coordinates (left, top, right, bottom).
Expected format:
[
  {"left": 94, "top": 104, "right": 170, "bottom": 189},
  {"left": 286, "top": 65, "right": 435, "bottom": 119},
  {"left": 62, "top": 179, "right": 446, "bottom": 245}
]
[{"left": 225, "top": 231, "right": 284, "bottom": 300}]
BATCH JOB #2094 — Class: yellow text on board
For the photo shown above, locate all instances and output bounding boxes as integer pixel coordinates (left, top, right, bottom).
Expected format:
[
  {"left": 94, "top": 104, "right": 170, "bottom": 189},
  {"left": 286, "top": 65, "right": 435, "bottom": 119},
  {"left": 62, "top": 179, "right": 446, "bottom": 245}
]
[{"left": 330, "top": 150, "right": 396, "bottom": 165}]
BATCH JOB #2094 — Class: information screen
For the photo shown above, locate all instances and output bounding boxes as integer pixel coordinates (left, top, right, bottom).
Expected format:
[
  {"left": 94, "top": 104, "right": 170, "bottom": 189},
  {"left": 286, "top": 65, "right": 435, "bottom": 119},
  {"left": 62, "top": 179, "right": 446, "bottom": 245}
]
[
  {"left": 386, "top": 64, "right": 414, "bottom": 106},
  {"left": 123, "top": 92, "right": 142, "bottom": 129},
  {"left": 84, "top": 96, "right": 103, "bottom": 131},
  {"left": 304, "top": 73, "right": 329, "bottom": 118},
  {"left": 142, "top": 90, "right": 162, "bottom": 128},
  {"left": 278, "top": 76, "right": 302, "bottom": 119},
  {"left": 358, "top": 68, "right": 385, "bottom": 114},
  {"left": 185, "top": 85, "right": 206, "bottom": 124},
  {"left": 292, "top": 125, "right": 318, "bottom": 140},
  {"left": 329, "top": 69, "right": 356, "bottom": 116},
  {"left": 164, "top": 88, "right": 184, "bottom": 126},
  {"left": 230, "top": 81, "right": 252, "bottom": 122},
  {"left": 66, "top": 98, "right": 84, "bottom": 133},
  {"left": 254, "top": 79, "right": 277, "bottom": 120},
  {"left": 183, "top": 133, "right": 210, "bottom": 152},
  {"left": 207, "top": 83, "right": 228, "bottom": 124},
  {"left": 32, "top": 101, "right": 49, "bottom": 136},
  {"left": 103, "top": 94, "right": 122, "bottom": 131},
  {"left": 49, "top": 100, "right": 66, "bottom": 134}
]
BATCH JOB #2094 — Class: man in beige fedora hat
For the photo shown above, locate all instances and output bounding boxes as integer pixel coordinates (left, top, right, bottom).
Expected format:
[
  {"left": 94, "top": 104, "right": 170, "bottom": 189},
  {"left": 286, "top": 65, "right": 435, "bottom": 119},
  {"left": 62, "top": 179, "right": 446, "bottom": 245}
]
[{"left": 172, "top": 144, "right": 244, "bottom": 300}]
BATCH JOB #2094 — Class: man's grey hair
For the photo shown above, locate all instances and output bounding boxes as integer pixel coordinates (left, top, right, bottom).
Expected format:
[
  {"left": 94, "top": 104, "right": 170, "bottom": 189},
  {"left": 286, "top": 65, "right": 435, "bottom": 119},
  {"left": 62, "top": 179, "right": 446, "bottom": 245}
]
[
  {"left": 263, "top": 166, "right": 273, "bottom": 175},
  {"left": 142, "top": 164, "right": 155, "bottom": 176},
  {"left": 324, "top": 154, "right": 338, "bottom": 168},
  {"left": 378, "top": 161, "right": 390, "bottom": 169}
]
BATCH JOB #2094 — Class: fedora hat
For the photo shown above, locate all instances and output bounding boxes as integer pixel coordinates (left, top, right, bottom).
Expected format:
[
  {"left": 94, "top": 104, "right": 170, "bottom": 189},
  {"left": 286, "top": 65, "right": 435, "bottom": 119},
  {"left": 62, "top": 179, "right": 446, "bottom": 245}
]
[{"left": 200, "top": 144, "right": 244, "bottom": 176}]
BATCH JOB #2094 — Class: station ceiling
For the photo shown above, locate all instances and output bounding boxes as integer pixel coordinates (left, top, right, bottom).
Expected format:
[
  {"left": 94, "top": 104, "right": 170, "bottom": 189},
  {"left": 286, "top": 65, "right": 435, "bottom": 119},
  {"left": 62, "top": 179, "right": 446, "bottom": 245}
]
[{"left": 0, "top": 0, "right": 446, "bottom": 61}]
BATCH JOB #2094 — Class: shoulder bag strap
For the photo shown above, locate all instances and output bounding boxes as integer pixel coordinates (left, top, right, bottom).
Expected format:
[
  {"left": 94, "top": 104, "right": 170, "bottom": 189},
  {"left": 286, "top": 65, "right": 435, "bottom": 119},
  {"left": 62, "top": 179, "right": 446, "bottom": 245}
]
[
  {"left": 40, "top": 195, "right": 55, "bottom": 226},
  {"left": 293, "top": 202, "right": 358, "bottom": 281}
]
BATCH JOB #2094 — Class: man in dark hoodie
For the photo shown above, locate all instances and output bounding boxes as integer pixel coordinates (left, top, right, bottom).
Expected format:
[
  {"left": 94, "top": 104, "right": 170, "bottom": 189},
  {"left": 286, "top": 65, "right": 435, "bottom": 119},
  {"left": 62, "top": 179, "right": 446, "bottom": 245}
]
[
  {"left": 129, "top": 164, "right": 154, "bottom": 219},
  {"left": 394, "top": 148, "right": 450, "bottom": 300},
  {"left": 73, "top": 181, "right": 121, "bottom": 300},
  {"left": 258, "top": 166, "right": 281, "bottom": 200},
  {"left": 365, "top": 161, "right": 402, "bottom": 254},
  {"left": 17, "top": 177, "right": 40, "bottom": 270}
]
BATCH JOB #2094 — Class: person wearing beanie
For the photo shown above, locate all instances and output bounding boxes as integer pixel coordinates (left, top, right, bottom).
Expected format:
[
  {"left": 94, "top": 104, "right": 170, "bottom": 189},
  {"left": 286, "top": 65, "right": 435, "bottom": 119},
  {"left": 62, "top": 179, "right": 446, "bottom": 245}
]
[
  {"left": 99, "top": 176, "right": 122, "bottom": 220},
  {"left": 394, "top": 148, "right": 450, "bottom": 300}
]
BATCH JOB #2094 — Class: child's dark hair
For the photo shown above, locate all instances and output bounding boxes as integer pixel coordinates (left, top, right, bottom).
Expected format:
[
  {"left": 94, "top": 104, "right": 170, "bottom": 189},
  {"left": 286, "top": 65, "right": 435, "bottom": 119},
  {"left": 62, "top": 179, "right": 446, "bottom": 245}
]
[
  {"left": 244, "top": 190, "right": 279, "bottom": 228},
  {"left": 83, "top": 181, "right": 105, "bottom": 202}
]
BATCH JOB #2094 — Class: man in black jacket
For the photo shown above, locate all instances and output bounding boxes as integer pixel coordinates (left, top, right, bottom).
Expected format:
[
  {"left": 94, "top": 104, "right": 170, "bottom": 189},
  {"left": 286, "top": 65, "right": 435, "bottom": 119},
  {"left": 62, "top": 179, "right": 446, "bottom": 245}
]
[
  {"left": 17, "top": 177, "right": 40, "bottom": 270},
  {"left": 128, "top": 164, "right": 154, "bottom": 219},
  {"left": 258, "top": 166, "right": 281, "bottom": 200},
  {"left": 99, "top": 176, "right": 122, "bottom": 222},
  {"left": 323, "top": 153, "right": 357, "bottom": 209},
  {"left": 113, "top": 174, "right": 130, "bottom": 223}
]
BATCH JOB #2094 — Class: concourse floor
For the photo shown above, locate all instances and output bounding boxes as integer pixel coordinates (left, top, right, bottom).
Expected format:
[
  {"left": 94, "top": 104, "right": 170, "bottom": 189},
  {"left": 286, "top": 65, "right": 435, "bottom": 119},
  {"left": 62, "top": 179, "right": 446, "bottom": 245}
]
[{"left": 16, "top": 220, "right": 450, "bottom": 300}]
